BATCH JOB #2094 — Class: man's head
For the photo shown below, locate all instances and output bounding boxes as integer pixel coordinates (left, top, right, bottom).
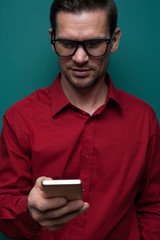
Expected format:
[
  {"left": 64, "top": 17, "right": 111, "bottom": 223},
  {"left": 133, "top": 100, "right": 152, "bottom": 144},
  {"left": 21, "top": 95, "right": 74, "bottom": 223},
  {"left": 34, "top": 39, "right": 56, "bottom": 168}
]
[
  {"left": 50, "top": 0, "right": 117, "bottom": 38},
  {"left": 48, "top": 0, "right": 121, "bottom": 90}
]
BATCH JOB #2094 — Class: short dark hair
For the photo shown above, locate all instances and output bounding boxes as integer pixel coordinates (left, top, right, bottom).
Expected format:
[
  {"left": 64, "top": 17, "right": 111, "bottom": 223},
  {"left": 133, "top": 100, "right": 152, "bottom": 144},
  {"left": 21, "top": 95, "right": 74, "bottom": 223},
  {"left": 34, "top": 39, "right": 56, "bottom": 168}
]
[{"left": 50, "top": 0, "right": 118, "bottom": 37}]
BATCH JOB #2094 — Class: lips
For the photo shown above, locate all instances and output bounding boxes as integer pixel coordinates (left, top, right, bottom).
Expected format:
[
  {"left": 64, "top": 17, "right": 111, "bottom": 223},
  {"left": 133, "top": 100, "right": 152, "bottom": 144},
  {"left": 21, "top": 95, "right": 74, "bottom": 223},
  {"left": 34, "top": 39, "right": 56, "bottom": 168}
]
[{"left": 71, "top": 68, "right": 91, "bottom": 77}]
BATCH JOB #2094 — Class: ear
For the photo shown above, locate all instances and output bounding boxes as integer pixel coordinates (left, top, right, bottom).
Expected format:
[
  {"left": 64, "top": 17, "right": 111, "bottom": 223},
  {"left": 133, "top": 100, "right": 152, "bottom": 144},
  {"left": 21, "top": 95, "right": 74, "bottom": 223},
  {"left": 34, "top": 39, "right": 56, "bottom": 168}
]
[
  {"left": 48, "top": 28, "right": 55, "bottom": 52},
  {"left": 109, "top": 28, "right": 121, "bottom": 53},
  {"left": 48, "top": 28, "right": 53, "bottom": 39}
]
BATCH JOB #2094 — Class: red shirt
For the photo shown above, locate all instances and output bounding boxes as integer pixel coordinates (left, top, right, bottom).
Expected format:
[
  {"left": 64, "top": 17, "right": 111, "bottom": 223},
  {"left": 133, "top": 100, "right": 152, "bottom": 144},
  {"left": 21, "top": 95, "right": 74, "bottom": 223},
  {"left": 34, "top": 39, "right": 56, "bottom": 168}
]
[{"left": 0, "top": 73, "right": 160, "bottom": 240}]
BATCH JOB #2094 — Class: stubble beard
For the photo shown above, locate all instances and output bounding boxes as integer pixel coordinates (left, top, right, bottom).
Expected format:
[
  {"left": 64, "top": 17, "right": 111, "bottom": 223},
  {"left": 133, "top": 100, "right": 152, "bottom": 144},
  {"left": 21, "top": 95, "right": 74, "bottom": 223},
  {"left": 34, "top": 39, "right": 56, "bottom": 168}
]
[{"left": 64, "top": 74, "right": 100, "bottom": 89}]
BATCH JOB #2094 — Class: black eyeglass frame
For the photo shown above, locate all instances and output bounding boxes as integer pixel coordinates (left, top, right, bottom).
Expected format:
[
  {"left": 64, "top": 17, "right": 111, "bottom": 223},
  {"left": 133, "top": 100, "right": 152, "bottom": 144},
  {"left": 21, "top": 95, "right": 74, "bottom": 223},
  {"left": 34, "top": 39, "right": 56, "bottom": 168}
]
[{"left": 50, "top": 31, "right": 112, "bottom": 57}]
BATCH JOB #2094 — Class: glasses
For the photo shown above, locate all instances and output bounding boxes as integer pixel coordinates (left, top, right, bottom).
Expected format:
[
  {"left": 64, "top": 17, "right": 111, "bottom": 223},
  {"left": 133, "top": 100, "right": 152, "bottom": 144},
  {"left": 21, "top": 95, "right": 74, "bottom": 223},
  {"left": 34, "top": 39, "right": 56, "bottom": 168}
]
[{"left": 51, "top": 36, "right": 112, "bottom": 57}]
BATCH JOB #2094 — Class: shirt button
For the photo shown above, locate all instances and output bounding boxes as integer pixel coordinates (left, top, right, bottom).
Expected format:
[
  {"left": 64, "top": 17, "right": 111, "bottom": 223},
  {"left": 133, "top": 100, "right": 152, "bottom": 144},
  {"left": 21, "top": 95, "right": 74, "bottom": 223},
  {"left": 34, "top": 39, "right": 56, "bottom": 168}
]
[
  {"left": 83, "top": 188, "right": 86, "bottom": 192},
  {"left": 85, "top": 155, "right": 89, "bottom": 158}
]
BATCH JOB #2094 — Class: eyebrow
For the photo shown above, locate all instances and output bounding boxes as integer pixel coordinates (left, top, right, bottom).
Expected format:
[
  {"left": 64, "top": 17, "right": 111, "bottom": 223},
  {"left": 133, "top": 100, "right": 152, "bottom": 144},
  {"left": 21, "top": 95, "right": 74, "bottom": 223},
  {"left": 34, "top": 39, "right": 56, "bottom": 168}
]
[{"left": 54, "top": 37, "right": 111, "bottom": 41}]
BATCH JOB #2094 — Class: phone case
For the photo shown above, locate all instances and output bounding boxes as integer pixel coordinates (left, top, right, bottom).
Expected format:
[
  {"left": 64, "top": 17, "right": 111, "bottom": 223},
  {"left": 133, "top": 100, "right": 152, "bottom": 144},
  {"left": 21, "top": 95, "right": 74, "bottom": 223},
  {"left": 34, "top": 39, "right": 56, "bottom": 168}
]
[{"left": 41, "top": 179, "right": 82, "bottom": 201}]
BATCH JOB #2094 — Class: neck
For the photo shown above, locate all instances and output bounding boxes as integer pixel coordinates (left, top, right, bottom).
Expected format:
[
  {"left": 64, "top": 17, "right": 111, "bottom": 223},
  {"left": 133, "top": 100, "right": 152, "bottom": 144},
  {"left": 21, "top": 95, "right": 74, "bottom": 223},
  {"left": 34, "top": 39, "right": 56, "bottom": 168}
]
[{"left": 60, "top": 74, "right": 108, "bottom": 115}]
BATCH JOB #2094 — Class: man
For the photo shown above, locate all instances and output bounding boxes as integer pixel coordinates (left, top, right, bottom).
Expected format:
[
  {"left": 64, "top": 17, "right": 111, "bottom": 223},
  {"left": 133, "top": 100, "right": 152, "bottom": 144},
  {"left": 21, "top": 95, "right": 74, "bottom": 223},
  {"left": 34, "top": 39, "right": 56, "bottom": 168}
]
[{"left": 0, "top": 0, "right": 160, "bottom": 239}]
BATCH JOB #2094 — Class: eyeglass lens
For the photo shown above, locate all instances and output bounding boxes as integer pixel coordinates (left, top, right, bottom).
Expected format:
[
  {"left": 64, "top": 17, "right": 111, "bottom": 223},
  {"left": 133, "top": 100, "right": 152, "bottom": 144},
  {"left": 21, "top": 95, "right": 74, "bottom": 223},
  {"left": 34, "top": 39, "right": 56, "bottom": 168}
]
[{"left": 54, "top": 39, "right": 108, "bottom": 57}]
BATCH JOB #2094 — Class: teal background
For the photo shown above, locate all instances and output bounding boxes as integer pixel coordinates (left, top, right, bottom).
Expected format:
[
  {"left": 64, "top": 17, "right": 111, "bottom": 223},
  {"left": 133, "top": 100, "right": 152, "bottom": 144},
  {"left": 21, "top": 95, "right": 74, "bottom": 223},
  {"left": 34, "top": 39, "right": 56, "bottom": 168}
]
[{"left": 0, "top": 1, "right": 159, "bottom": 239}]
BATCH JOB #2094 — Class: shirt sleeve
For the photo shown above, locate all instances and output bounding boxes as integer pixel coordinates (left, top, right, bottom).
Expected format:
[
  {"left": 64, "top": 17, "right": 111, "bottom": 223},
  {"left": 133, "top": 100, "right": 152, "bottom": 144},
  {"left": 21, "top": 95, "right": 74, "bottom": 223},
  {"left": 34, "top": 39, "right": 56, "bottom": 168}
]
[
  {"left": 0, "top": 110, "right": 42, "bottom": 239},
  {"left": 135, "top": 108, "right": 160, "bottom": 239}
]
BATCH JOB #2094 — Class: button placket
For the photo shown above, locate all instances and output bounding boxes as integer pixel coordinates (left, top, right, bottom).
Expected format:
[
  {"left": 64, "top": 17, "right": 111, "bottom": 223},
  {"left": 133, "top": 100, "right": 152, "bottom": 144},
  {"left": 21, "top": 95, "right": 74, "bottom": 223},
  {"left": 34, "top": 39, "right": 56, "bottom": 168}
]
[
  {"left": 73, "top": 118, "right": 95, "bottom": 233},
  {"left": 79, "top": 118, "right": 95, "bottom": 201}
]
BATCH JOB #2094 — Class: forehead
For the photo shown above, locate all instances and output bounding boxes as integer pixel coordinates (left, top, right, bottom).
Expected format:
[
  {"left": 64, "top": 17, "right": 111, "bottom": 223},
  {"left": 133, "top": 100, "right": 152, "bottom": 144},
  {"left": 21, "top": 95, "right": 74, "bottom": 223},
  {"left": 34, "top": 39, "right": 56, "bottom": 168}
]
[{"left": 56, "top": 10, "right": 109, "bottom": 39}]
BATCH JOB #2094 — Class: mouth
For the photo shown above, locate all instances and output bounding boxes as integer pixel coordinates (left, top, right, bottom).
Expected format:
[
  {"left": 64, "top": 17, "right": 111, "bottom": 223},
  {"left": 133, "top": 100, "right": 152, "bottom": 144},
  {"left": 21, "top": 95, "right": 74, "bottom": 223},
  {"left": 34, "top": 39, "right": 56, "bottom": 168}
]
[{"left": 71, "top": 68, "right": 91, "bottom": 77}]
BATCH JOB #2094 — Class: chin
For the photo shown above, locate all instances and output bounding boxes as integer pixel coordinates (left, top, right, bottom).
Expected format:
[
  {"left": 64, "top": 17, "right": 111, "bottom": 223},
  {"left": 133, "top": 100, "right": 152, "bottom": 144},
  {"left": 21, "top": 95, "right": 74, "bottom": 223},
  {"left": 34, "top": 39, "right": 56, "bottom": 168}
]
[{"left": 67, "top": 75, "right": 98, "bottom": 89}]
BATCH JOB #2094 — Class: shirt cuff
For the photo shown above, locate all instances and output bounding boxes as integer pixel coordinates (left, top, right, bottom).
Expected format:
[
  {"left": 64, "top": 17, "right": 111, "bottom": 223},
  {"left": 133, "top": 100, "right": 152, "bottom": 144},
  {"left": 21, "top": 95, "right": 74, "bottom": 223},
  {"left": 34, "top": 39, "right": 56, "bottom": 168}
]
[{"left": 16, "top": 195, "right": 43, "bottom": 234}]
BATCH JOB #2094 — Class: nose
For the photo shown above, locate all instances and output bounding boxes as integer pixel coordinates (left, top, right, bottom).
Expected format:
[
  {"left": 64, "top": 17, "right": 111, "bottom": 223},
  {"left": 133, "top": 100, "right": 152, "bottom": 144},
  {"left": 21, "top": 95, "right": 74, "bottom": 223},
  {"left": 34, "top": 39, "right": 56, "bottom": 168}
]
[{"left": 72, "top": 45, "right": 89, "bottom": 65}]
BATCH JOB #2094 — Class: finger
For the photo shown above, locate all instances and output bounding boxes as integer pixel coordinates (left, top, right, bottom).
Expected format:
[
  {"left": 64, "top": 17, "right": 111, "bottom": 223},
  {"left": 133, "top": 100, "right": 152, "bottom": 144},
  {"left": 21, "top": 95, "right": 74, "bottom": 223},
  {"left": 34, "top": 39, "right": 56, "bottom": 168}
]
[
  {"left": 39, "top": 202, "right": 89, "bottom": 230},
  {"left": 39, "top": 200, "right": 85, "bottom": 219},
  {"left": 30, "top": 199, "right": 84, "bottom": 221},
  {"left": 43, "top": 223, "right": 65, "bottom": 232},
  {"left": 53, "top": 202, "right": 89, "bottom": 225},
  {"left": 47, "top": 224, "right": 65, "bottom": 232},
  {"left": 30, "top": 197, "right": 67, "bottom": 220}
]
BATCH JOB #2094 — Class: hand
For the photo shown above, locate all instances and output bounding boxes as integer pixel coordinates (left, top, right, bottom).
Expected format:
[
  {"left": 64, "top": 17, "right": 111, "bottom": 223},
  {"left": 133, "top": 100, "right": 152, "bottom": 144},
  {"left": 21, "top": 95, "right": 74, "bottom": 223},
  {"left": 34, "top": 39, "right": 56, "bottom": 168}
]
[{"left": 28, "top": 177, "right": 89, "bottom": 231}]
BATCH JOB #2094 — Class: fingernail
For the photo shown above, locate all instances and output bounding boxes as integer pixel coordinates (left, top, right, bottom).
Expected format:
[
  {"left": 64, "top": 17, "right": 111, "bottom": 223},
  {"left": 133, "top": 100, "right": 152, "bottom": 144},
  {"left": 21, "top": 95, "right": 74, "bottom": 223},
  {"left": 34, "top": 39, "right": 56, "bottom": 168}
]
[
  {"left": 76, "top": 201, "right": 84, "bottom": 208},
  {"left": 84, "top": 202, "right": 89, "bottom": 210}
]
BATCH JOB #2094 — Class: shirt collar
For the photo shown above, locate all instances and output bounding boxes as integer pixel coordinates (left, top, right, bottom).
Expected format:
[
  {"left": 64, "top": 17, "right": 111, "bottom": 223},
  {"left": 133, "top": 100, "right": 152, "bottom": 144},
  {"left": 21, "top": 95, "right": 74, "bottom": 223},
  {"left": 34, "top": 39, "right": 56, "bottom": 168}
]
[
  {"left": 105, "top": 72, "right": 121, "bottom": 107},
  {"left": 50, "top": 72, "right": 121, "bottom": 117},
  {"left": 50, "top": 73, "right": 70, "bottom": 117}
]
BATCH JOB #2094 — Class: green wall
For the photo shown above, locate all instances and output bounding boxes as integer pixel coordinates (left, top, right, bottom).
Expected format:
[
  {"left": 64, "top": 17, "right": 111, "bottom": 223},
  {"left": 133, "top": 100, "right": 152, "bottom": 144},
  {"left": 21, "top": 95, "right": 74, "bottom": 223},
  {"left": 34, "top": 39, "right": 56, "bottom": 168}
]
[{"left": 0, "top": 0, "right": 159, "bottom": 239}]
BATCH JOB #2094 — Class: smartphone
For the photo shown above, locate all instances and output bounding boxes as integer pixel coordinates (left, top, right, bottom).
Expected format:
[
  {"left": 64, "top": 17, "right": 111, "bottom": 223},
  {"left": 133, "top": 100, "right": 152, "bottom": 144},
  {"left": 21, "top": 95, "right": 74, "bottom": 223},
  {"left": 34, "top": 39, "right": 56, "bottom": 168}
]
[{"left": 41, "top": 179, "right": 82, "bottom": 201}]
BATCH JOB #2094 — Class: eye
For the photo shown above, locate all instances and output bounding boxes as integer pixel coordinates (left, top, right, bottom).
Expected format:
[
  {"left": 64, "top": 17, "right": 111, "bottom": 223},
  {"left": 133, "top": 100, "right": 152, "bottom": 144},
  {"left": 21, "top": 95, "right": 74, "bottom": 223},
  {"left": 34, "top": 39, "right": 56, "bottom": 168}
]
[
  {"left": 86, "top": 40, "right": 104, "bottom": 49},
  {"left": 59, "top": 40, "right": 76, "bottom": 49}
]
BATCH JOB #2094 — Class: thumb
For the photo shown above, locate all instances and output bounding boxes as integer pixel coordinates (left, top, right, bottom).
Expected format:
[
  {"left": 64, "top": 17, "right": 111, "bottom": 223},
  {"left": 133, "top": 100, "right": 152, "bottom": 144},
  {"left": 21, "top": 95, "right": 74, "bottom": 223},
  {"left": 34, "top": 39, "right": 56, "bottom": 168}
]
[{"left": 35, "top": 176, "right": 53, "bottom": 191}]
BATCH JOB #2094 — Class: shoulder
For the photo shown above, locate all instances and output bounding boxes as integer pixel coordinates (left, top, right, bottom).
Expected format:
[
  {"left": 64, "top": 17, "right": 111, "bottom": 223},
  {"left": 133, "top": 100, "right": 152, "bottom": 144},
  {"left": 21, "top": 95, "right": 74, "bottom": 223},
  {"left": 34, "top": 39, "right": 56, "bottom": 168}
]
[
  {"left": 3, "top": 86, "right": 52, "bottom": 130},
  {"left": 5, "top": 86, "right": 51, "bottom": 116},
  {"left": 116, "top": 89, "right": 159, "bottom": 127},
  {"left": 117, "top": 88, "right": 154, "bottom": 113}
]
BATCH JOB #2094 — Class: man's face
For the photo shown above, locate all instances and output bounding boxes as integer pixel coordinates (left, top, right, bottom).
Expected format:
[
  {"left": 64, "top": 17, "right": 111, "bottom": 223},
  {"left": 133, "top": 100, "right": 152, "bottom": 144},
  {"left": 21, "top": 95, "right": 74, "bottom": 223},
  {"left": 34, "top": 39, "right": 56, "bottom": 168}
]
[{"left": 51, "top": 10, "right": 119, "bottom": 89}]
